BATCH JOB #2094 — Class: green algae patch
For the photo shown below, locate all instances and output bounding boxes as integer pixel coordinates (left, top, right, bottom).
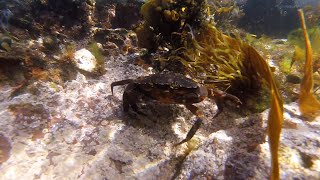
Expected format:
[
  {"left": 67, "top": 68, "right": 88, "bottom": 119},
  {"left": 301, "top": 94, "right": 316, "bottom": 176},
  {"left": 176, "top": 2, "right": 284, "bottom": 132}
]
[{"left": 87, "top": 42, "right": 106, "bottom": 75}]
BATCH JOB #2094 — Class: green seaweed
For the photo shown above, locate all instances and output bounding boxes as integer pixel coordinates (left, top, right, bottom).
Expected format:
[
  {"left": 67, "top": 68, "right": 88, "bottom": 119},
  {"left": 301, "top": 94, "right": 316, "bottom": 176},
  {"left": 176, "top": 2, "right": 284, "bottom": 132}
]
[
  {"left": 279, "top": 56, "right": 292, "bottom": 74},
  {"left": 87, "top": 42, "right": 106, "bottom": 75},
  {"left": 288, "top": 26, "right": 320, "bottom": 53}
]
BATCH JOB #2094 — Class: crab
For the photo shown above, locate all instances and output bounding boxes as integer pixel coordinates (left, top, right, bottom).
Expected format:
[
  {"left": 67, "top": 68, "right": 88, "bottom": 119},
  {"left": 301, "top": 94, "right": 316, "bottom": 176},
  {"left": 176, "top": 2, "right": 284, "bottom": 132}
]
[{"left": 111, "top": 72, "right": 241, "bottom": 145}]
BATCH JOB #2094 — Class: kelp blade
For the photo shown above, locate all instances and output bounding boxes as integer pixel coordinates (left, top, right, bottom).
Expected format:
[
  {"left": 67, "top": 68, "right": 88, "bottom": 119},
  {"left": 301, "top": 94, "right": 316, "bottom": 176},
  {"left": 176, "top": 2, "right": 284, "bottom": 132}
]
[
  {"left": 298, "top": 9, "right": 320, "bottom": 118},
  {"left": 243, "top": 45, "right": 283, "bottom": 180}
]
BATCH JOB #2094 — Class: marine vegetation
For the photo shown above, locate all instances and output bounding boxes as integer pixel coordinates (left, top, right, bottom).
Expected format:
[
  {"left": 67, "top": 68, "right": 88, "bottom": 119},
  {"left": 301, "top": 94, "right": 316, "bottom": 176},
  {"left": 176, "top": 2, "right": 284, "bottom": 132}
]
[
  {"left": 288, "top": 4, "right": 320, "bottom": 75},
  {"left": 297, "top": 10, "right": 320, "bottom": 119},
  {"left": 286, "top": 9, "right": 320, "bottom": 118},
  {"left": 288, "top": 27, "right": 320, "bottom": 79},
  {"left": 87, "top": 42, "right": 106, "bottom": 75},
  {"left": 136, "top": 0, "right": 283, "bottom": 179},
  {"left": 207, "top": 0, "right": 244, "bottom": 32}
]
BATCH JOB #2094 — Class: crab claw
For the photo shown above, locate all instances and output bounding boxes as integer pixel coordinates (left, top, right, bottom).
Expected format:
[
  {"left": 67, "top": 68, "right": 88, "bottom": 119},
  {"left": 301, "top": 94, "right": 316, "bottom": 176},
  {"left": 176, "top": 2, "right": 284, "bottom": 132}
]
[
  {"left": 225, "top": 93, "right": 242, "bottom": 105},
  {"left": 209, "top": 88, "right": 242, "bottom": 118}
]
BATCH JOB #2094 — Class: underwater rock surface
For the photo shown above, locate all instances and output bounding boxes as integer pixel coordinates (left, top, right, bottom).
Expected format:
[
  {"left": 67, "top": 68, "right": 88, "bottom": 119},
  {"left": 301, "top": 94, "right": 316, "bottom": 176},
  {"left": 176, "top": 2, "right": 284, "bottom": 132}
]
[
  {"left": 0, "top": 0, "right": 319, "bottom": 179},
  {"left": 178, "top": 104, "right": 320, "bottom": 179},
  {"left": 74, "top": 48, "right": 97, "bottom": 72},
  {"left": 0, "top": 53, "right": 319, "bottom": 179}
]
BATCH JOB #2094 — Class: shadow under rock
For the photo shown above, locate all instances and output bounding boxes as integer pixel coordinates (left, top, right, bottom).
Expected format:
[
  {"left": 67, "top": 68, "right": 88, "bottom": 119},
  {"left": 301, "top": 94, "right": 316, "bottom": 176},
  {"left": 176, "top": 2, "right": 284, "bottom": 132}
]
[{"left": 223, "top": 114, "right": 268, "bottom": 180}]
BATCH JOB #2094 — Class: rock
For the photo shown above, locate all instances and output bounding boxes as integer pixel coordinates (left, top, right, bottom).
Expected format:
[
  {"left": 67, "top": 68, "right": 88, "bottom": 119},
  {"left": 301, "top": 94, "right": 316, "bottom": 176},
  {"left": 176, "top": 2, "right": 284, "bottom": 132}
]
[
  {"left": 0, "top": 53, "right": 319, "bottom": 179},
  {"left": 177, "top": 113, "right": 269, "bottom": 179},
  {"left": 110, "top": 0, "right": 143, "bottom": 29},
  {"left": 0, "top": 15, "right": 319, "bottom": 178},
  {"left": 286, "top": 74, "right": 301, "bottom": 84},
  {"left": 177, "top": 103, "right": 320, "bottom": 179},
  {"left": 93, "top": 28, "right": 139, "bottom": 56},
  {"left": 74, "top": 48, "right": 97, "bottom": 73},
  {"left": 177, "top": 130, "right": 234, "bottom": 179},
  {"left": 0, "top": 133, "right": 11, "bottom": 164},
  {"left": 42, "top": 36, "right": 59, "bottom": 51}
]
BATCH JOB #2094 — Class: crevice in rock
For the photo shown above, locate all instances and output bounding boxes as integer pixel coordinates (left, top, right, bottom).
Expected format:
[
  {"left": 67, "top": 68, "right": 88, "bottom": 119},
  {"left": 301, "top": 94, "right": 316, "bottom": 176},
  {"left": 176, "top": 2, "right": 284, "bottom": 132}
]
[{"left": 299, "top": 151, "right": 313, "bottom": 169}]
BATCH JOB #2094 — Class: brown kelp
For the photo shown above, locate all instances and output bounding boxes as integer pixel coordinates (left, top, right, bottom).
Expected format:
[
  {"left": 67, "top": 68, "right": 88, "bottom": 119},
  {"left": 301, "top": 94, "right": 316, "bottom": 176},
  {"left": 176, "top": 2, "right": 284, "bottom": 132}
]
[
  {"left": 242, "top": 44, "right": 283, "bottom": 180},
  {"left": 136, "top": 0, "right": 283, "bottom": 179},
  {"left": 297, "top": 9, "right": 320, "bottom": 119}
]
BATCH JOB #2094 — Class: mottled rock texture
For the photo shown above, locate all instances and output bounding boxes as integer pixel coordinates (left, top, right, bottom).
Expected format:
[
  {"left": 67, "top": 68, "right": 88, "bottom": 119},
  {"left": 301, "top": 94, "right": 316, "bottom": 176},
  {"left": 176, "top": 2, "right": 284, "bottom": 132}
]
[
  {"left": 0, "top": 0, "right": 319, "bottom": 179},
  {"left": 0, "top": 53, "right": 319, "bottom": 179}
]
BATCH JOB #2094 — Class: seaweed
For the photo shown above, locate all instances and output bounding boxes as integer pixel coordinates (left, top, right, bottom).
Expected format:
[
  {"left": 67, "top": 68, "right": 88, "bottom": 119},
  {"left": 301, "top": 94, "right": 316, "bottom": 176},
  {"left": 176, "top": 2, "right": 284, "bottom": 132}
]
[
  {"left": 297, "top": 10, "right": 320, "bottom": 119},
  {"left": 288, "top": 24, "right": 320, "bottom": 71},
  {"left": 136, "top": 0, "right": 283, "bottom": 179},
  {"left": 242, "top": 44, "right": 283, "bottom": 180},
  {"left": 288, "top": 27, "right": 320, "bottom": 53},
  {"left": 87, "top": 42, "right": 106, "bottom": 75}
]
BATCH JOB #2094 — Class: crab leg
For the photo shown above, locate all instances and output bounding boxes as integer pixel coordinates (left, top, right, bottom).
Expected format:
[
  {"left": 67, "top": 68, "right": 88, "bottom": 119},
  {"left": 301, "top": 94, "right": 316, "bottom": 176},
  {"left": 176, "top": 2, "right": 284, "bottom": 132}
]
[
  {"left": 110, "top": 79, "right": 134, "bottom": 95},
  {"left": 175, "top": 104, "right": 204, "bottom": 146}
]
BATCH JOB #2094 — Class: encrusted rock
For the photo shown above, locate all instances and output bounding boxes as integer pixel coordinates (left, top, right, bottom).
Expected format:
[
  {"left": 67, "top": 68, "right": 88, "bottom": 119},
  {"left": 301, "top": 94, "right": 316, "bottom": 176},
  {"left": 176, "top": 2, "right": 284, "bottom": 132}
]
[
  {"left": 74, "top": 48, "right": 97, "bottom": 73},
  {"left": 0, "top": 54, "right": 319, "bottom": 179},
  {"left": 176, "top": 103, "right": 320, "bottom": 179}
]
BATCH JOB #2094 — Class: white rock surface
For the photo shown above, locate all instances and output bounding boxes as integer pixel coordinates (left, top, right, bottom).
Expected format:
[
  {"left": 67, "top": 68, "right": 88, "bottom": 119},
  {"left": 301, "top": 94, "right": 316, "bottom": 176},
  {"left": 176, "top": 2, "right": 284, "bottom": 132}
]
[{"left": 74, "top": 48, "right": 97, "bottom": 72}]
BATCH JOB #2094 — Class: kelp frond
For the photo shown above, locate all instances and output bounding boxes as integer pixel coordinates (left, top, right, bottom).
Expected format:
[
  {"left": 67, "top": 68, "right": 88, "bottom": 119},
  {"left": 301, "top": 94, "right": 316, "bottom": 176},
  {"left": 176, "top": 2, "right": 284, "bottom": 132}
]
[
  {"left": 242, "top": 44, "right": 283, "bottom": 180},
  {"left": 297, "top": 9, "right": 320, "bottom": 119}
]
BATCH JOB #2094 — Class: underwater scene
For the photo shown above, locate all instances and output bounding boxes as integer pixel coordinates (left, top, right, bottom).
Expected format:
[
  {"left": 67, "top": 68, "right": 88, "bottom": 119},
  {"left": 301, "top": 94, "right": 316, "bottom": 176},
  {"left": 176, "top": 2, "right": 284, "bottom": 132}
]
[{"left": 0, "top": 0, "right": 319, "bottom": 179}]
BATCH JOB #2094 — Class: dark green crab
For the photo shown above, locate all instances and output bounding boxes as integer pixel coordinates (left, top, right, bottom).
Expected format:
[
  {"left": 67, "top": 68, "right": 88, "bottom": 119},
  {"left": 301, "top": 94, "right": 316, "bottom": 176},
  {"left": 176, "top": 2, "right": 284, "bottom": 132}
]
[{"left": 111, "top": 72, "right": 241, "bottom": 145}]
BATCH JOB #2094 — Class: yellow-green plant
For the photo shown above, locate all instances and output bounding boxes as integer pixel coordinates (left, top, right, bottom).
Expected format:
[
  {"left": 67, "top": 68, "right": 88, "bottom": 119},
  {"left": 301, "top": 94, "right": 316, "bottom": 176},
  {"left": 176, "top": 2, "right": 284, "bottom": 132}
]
[{"left": 87, "top": 42, "right": 106, "bottom": 75}]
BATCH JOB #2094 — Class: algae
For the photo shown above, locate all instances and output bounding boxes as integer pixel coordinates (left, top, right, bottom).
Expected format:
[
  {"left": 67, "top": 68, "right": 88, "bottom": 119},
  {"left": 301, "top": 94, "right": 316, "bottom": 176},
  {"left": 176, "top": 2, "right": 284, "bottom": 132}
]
[
  {"left": 87, "top": 42, "right": 106, "bottom": 75},
  {"left": 137, "top": 0, "right": 284, "bottom": 179},
  {"left": 288, "top": 27, "right": 320, "bottom": 52}
]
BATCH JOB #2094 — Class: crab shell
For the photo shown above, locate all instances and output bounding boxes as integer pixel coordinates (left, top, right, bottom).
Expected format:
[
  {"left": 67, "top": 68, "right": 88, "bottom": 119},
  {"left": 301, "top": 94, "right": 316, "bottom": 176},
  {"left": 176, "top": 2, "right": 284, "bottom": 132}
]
[
  {"left": 133, "top": 73, "right": 208, "bottom": 104},
  {"left": 111, "top": 72, "right": 241, "bottom": 145}
]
